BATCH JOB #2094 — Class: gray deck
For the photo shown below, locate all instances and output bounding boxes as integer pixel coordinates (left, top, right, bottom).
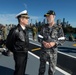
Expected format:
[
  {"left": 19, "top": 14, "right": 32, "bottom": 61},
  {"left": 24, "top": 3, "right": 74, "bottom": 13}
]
[{"left": 0, "top": 51, "right": 70, "bottom": 75}]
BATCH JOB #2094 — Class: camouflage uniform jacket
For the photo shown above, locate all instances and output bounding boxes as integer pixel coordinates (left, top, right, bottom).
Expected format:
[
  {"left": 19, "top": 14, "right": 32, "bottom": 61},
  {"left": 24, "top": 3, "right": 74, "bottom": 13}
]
[{"left": 38, "top": 24, "right": 64, "bottom": 52}]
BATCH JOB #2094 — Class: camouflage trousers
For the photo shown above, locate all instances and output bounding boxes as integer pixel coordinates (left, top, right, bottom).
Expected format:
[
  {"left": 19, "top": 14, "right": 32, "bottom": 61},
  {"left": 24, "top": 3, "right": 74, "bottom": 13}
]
[{"left": 38, "top": 50, "right": 57, "bottom": 75}]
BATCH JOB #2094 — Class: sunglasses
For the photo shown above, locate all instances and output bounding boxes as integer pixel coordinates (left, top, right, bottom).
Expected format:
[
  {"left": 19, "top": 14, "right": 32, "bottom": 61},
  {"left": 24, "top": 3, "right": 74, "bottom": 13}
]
[{"left": 21, "top": 16, "right": 29, "bottom": 19}]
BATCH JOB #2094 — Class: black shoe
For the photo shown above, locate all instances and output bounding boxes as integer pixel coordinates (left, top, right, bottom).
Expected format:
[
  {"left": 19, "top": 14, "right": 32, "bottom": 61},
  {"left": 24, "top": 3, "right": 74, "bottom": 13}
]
[{"left": 2, "top": 51, "right": 10, "bottom": 56}]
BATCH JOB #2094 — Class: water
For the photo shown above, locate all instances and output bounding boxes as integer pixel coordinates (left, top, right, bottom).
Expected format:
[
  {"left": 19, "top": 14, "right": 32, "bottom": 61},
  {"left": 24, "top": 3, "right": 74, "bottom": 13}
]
[{"left": 65, "top": 33, "right": 76, "bottom": 38}]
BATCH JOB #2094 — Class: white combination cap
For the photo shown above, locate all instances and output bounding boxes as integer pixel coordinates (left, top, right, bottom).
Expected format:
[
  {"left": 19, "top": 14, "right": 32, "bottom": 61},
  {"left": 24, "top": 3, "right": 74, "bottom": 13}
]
[{"left": 16, "top": 10, "right": 29, "bottom": 18}]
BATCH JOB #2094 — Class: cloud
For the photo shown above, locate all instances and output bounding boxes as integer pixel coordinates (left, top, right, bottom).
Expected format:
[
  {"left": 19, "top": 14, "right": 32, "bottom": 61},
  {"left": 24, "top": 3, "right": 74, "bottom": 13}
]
[
  {"left": 29, "top": 15, "right": 43, "bottom": 23},
  {"left": 0, "top": 14, "right": 43, "bottom": 25},
  {"left": 30, "top": 16, "right": 42, "bottom": 19},
  {"left": 0, "top": 14, "right": 17, "bottom": 25}
]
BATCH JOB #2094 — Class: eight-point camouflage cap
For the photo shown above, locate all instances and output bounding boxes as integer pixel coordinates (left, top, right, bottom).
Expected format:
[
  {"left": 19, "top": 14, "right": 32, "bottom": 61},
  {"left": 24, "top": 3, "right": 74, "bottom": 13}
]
[{"left": 44, "top": 10, "right": 56, "bottom": 17}]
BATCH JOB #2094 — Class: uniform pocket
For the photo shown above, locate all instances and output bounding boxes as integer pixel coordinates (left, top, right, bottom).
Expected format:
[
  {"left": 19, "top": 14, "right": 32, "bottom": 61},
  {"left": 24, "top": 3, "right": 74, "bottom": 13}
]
[{"left": 51, "top": 29, "right": 58, "bottom": 39}]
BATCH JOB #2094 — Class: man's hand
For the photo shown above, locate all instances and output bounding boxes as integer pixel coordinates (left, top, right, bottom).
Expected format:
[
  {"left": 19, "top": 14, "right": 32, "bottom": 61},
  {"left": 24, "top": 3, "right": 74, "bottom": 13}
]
[
  {"left": 49, "top": 42, "right": 56, "bottom": 47},
  {"left": 43, "top": 41, "right": 50, "bottom": 48},
  {"left": 43, "top": 41, "right": 56, "bottom": 48}
]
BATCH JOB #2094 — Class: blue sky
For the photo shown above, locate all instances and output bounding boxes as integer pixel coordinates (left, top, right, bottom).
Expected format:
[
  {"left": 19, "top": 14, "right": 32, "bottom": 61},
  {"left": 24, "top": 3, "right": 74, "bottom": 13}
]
[{"left": 0, "top": 0, "right": 76, "bottom": 27}]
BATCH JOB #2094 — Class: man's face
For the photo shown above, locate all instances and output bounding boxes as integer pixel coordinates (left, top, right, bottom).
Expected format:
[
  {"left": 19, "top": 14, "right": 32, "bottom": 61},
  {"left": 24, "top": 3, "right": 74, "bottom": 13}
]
[
  {"left": 46, "top": 15, "right": 55, "bottom": 23},
  {"left": 20, "top": 17, "right": 29, "bottom": 26}
]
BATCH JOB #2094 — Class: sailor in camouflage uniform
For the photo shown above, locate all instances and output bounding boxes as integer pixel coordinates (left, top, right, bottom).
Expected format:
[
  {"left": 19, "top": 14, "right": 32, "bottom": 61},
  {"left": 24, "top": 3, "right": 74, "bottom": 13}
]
[{"left": 38, "top": 10, "right": 65, "bottom": 75}]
